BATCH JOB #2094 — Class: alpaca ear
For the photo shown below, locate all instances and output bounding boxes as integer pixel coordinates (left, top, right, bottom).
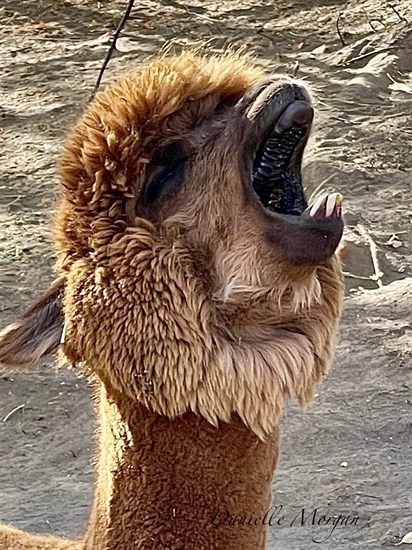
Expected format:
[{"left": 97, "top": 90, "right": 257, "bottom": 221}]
[{"left": 0, "top": 277, "right": 65, "bottom": 369}]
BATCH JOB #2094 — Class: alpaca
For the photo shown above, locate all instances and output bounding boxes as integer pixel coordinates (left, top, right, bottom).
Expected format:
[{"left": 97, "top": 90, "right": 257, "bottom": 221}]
[{"left": 0, "top": 51, "right": 344, "bottom": 550}]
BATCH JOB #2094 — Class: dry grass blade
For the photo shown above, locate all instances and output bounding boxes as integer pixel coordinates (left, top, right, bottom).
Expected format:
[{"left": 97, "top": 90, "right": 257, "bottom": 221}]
[
  {"left": 2, "top": 403, "right": 25, "bottom": 422},
  {"left": 356, "top": 224, "right": 384, "bottom": 288}
]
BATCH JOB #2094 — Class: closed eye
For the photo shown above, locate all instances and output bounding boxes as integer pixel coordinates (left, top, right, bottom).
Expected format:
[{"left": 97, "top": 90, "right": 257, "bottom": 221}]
[{"left": 142, "top": 142, "right": 187, "bottom": 206}]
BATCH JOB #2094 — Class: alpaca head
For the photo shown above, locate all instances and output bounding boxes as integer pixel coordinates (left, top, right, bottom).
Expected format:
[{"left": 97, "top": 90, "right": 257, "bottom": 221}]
[{"left": 0, "top": 52, "right": 344, "bottom": 437}]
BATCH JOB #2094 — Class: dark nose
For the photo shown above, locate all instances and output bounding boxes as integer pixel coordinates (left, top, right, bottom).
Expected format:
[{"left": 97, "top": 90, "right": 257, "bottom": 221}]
[{"left": 275, "top": 100, "right": 314, "bottom": 133}]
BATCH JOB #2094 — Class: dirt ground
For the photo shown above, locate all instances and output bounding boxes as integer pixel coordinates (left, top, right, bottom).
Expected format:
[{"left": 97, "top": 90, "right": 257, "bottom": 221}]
[{"left": 0, "top": 1, "right": 411, "bottom": 548}]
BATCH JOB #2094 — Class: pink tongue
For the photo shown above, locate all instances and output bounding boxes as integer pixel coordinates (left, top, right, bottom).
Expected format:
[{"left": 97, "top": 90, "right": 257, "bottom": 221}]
[{"left": 275, "top": 100, "right": 314, "bottom": 133}]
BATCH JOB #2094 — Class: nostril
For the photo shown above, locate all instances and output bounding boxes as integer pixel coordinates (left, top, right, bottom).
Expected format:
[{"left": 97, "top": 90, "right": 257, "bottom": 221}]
[{"left": 274, "top": 101, "right": 314, "bottom": 133}]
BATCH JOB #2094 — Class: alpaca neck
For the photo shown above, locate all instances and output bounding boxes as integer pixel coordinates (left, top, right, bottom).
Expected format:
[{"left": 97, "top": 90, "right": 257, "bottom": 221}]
[{"left": 85, "top": 385, "right": 279, "bottom": 550}]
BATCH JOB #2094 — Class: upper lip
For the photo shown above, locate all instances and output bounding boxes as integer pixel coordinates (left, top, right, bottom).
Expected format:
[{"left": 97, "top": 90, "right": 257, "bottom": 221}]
[{"left": 237, "top": 77, "right": 313, "bottom": 156}]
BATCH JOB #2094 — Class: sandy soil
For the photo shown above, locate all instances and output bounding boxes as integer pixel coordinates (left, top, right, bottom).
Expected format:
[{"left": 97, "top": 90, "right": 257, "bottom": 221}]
[{"left": 0, "top": 1, "right": 411, "bottom": 548}]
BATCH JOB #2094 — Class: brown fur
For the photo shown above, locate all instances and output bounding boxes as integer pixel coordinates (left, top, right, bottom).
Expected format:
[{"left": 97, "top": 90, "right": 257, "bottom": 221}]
[
  {"left": 0, "top": 51, "right": 343, "bottom": 549},
  {"left": 0, "top": 278, "right": 64, "bottom": 367}
]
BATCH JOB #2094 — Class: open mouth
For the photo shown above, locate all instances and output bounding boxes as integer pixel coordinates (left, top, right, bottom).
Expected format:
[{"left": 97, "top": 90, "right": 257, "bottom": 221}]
[
  {"left": 239, "top": 79, "right": 344, "bottom": 265},
  {"left": 252, "top": 100, "right": 311, "bottom": 216},
  {"left": 242, "top": 80, "right": 343, "bottom": 221}
]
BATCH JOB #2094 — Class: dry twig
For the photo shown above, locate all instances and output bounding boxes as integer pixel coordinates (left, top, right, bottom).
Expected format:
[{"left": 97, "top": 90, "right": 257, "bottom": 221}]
[
  {"left": 362, "top": 8, "right": 378, "bottom": 32},
  {"left": 90, "top": 0, "right": 136, "bottom": 100},
  {"left": 336, "top": 12, "right": 346, "bottom": 46},
  {"left": 338, "top": 46, "right": 397, "bottom": 66},
  {"left": 389, "top": 4, "right": 408, "bottom": 23}
]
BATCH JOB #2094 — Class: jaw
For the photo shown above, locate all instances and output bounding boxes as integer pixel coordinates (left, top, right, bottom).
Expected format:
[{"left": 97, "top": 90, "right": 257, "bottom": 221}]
[{"left": 233, "top": 78, "right": 344, "bottom": 267}]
